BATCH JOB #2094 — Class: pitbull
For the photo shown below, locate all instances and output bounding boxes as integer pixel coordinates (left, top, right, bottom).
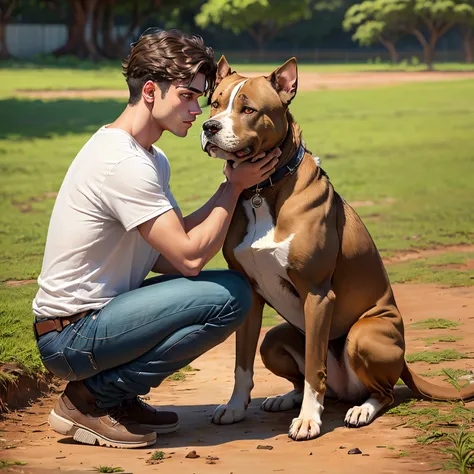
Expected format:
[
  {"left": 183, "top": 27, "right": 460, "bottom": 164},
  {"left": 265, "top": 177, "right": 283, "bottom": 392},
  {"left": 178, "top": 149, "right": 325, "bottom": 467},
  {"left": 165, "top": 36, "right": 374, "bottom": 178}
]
[{"left": 201, "top": 56, "right": 474, "bottom": 441}]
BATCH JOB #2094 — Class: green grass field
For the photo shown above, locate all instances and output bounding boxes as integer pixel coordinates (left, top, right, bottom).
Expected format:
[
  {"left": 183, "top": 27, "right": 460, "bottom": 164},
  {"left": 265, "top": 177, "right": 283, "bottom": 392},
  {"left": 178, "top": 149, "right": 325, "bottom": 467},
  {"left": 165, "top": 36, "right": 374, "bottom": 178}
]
[{"left": 1, "top": 66, "right": 473, "bottom": 376}]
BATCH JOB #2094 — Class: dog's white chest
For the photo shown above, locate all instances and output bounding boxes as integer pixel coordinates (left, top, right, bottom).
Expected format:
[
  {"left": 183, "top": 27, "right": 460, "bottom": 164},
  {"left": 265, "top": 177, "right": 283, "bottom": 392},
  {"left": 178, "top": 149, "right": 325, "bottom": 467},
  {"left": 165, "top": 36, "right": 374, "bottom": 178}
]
[{"left": 234, "top": 199, "right": 304, "bottom": 331}]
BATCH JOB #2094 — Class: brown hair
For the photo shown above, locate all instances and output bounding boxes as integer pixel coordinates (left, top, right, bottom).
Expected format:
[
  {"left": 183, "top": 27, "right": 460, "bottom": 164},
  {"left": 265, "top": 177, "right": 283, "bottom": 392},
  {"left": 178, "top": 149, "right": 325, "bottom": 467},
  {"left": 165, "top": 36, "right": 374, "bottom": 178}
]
[{"left": 122, "top": 28, "right": 217, "bottom": 105}]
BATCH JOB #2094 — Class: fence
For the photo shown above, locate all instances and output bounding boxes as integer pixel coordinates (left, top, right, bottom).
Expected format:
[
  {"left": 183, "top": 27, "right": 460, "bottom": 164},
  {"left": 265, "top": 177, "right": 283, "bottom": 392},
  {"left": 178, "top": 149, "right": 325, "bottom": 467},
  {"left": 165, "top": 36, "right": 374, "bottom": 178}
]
[{"left": 5, "top": 23, "right": 465, "bottom": 63}]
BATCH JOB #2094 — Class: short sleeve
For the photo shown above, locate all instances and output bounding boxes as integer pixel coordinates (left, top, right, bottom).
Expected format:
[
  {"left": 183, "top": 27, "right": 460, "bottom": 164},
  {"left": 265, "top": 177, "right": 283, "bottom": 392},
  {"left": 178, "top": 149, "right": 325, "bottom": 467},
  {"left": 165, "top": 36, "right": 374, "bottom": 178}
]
[{"left": 101, "top": 156, "right": 173, "bottom": 231}]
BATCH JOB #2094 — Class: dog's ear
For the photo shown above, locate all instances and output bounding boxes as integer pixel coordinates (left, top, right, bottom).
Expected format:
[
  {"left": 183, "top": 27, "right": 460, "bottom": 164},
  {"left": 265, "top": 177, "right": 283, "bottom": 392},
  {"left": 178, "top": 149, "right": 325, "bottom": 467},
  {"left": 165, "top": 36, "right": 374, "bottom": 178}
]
[
  {"left": 267, "top": 57, "right": 298, "bottom": 105},
  {"left": 216, "top": 55, "right": 232, "bottom": 87}
]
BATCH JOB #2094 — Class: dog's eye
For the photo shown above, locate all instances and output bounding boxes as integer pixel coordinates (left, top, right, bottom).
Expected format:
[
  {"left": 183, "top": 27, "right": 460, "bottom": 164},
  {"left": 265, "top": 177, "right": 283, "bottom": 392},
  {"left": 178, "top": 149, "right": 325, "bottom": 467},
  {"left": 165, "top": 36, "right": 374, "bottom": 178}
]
[
  {"left": 211, "top": 101, "right": 219, "bottom": 109},
  {"left": 243, "top": 107, "right": 255, "bottom": 115}
]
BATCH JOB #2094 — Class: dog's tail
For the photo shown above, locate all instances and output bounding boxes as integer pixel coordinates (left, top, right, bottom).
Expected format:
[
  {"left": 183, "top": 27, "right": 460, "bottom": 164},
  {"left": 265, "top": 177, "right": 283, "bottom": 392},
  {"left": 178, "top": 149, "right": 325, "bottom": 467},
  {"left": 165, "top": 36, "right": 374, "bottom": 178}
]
[{"left": 401, "top": 362, "right": 474, "bottom": 401}]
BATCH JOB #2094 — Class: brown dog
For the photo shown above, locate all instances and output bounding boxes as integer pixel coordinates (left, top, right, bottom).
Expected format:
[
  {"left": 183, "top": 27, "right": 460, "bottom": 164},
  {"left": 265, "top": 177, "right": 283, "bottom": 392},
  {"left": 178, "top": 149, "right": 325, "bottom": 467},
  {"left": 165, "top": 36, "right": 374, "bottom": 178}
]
[{"left": 201, "top": 56, "right": 474, "bottom": 441}]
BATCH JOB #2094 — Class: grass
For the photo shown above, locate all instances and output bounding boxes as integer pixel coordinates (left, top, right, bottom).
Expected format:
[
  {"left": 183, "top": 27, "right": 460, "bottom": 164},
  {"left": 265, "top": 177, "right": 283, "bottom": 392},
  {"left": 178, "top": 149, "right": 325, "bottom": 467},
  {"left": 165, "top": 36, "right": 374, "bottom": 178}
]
[
  {"left": 406, "top": 350, "right": 468, "bottom": 364},
  {"left": 93, "top": 467, "right": 124, "bottom": 473},
  {"left": 442, "top": 430, "right": 474, "bottom": 474},
  {"left": 1, "top": 68, "right": 474, "bottom": 373},
  {"left": 421, "top": 336, "right": 463, "bottom": 346},
  {"left": 150, "top": 451, "right": 165, "bottom": 461},
  {"left": 168, "top": 364, "right": 199, "bottom": 381},
  {"left": 420, "top": 369, "right": 472, "bottom": 379},
  {"left": 410, "top": 318, "right": 461, "bottom": 330},
  {"left": 388, "top": 252, "right": 474, "bottom": 287},
  {"left": 0, "top": 460, "right": 27, "bottom": 469}
]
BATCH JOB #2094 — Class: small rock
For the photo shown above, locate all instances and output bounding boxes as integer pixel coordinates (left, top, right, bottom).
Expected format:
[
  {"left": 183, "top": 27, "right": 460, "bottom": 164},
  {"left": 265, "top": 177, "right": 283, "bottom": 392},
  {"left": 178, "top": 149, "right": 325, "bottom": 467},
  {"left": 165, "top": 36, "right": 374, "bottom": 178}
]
[
  {"left": 206, "top": 456, "right": 219, "bottom": 461},
  {"left": 309, "top": 452, "right": 313, "bottom": 456},
  {"left": 362, "top": 454, "right": 370, "bottom": 457},
  {"left": 339, "top": 445, "right": 346, "bottom": 449},
  {"left": 376, "top": 445, "right": 386, "bottom": 449},
  {"left": 348, "top": 448, "right": 362, "bottom": 455},
  {"left": 185, "top": 450, "right": 200, "bottom": 459},
  {"left": 257, "top": 445, "right": 274, "bottom": 450}
]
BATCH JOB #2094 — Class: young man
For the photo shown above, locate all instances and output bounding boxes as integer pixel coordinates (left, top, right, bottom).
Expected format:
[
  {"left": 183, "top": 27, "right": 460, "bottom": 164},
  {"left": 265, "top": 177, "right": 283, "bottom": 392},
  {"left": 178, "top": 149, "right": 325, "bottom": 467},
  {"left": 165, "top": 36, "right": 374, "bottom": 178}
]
[{"left": 32, "top": 29, "right": 280, "bottom": 449}]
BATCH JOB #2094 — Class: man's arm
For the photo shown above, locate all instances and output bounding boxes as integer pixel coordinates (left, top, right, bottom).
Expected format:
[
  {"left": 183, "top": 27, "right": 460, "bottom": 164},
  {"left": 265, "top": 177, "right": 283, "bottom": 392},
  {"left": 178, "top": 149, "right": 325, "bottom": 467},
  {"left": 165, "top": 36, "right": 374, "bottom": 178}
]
[
  {"left": 139, "top": 152, "right": 279, "bottom": 277},
  {"left": 152, "top": 183, "right": 225, "bottom": 274}
]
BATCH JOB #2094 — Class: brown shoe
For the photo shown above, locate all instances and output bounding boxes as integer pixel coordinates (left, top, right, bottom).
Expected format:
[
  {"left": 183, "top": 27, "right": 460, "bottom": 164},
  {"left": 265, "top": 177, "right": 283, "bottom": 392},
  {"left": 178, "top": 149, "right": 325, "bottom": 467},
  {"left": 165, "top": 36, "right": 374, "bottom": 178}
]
[
  {"left": 122, "top": 397, "right": 179, "bottom": 434},
  {"left": 48, "top": 381, "right": 156, "bottom": 448}
]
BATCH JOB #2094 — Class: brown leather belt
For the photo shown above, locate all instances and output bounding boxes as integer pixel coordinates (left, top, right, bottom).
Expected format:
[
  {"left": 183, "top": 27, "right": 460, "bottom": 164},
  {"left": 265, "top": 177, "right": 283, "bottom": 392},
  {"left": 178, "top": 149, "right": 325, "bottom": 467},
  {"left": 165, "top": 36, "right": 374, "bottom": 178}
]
[{"left": 34, "top": 310, "right": 91, "bottom": 338}]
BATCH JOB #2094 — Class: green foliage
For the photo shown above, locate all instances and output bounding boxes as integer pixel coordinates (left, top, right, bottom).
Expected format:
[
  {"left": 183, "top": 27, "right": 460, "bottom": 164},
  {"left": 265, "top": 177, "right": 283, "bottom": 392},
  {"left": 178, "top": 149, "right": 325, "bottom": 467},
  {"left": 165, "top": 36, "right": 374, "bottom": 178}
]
[
  {"left": 442, "top": 430, "right": 474, "bottom": 473},
  {"left": 196, "top": 0, "right": 340, "bottom": 48},
  {"left": 422, "top": 336, "right": 462, "bottom": 346},
  {"left": 168, "top": 365, "right": 198, "bottom": 381},
  {"left": 343, "top": 0, "right": 410, "bottom": 47},
  {"left": 406, "top": 350, "right": 468, "bottom": 364},
  {"left": 0, "top": 460, "right": 28, "bottom": 469},
  {"left": 93, "top": 467, "right": 124, "bottom": 473},
  {"left": 344, "top": 0, "right": 474, "bottom": 68},
  {"left": 150, "top": 451, "right": 165, "bottom": 461},
  {"left": 420, "top": 369, "right": 471, "bottom": 379},
  {"left": 410, "top": 318, "right": 461, "bottom": 330}
]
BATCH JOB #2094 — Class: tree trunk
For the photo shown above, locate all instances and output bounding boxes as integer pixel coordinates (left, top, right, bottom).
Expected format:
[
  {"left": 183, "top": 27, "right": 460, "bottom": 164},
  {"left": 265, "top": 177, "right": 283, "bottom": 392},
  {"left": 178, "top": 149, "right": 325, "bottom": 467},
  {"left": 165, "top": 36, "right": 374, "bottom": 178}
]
[
  {"left": 91, "top": 0, "right": 105, "bottom": 56},
  {"left": 54, "top": 0, "right": 88, "bottom": 58},
  {"left": 0, "top": 0, "right": 17, "bottom": 60},
  {"left": 101, "top": 0, "right": 116, "bottom": 58},
  {"left": 0, "top": 19, "right": 10, "bottom": 59},
  {"left": 83, "top": 0, "right": 103, "bottom": 60},
  {"left": 461, "top": 27, "right": 474, "bottom": 63},
  {"left": 381, "top": 38, "right": 398, "bottom": 64},
  {"left": 412, "top": 28, "right": 435, "bottom": 71}
]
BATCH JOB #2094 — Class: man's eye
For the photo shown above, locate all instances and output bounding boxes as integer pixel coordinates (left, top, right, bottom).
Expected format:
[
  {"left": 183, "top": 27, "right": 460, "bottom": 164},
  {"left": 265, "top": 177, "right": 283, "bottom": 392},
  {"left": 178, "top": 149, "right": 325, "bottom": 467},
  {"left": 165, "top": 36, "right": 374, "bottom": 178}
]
[
  {"left": 211, "top": 101, "right": 219, "bottom": 109},
  {"left": 243, "top": 107, "right": 255, "bottom": 115},
  {"left": 182, "top": 93, "right": 192, "bottom": 99}
]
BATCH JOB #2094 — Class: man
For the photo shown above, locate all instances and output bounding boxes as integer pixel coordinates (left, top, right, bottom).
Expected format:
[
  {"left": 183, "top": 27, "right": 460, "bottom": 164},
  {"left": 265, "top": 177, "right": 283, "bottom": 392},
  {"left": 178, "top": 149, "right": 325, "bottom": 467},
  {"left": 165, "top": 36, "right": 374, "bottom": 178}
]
[{"left": 32, "top": 28, "right": 280, "bottom": 449}]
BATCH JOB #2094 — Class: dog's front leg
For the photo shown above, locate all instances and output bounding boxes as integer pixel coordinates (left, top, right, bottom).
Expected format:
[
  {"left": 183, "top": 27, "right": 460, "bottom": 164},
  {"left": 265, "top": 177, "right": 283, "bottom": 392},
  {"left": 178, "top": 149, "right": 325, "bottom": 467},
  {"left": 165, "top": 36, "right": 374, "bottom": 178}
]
[
  {"left": 212, "top": 288, "right": 265, "bottom": 425},
  {"left": 289, "top": 280, "right": 335, "bottom": 441}
]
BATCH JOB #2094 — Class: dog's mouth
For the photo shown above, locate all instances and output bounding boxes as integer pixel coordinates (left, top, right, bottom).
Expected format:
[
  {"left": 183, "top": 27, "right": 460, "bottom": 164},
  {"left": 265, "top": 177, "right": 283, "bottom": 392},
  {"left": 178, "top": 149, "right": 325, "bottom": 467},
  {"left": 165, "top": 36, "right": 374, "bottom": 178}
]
[{"left": 205, "top": 142, "right": 254, "bottom": 162}]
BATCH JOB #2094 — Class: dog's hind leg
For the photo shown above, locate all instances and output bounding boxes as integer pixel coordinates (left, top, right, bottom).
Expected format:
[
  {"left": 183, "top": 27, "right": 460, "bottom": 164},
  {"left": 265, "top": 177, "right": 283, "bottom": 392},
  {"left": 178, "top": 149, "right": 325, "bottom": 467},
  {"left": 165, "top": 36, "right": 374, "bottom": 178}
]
[
  {"left": 260, "top": 322, "right": 305, "bottom": 412},
  {"left": 343, "top": 313, "right": 405, "bottom": 428}
]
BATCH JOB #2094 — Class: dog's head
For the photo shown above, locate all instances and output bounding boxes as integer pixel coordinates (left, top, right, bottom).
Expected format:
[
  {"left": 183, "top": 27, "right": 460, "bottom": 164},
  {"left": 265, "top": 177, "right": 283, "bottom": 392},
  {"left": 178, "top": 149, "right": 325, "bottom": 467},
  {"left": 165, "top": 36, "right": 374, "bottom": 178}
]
[{"left": 201, "top": 56, "right": 298, "bottom": 166}]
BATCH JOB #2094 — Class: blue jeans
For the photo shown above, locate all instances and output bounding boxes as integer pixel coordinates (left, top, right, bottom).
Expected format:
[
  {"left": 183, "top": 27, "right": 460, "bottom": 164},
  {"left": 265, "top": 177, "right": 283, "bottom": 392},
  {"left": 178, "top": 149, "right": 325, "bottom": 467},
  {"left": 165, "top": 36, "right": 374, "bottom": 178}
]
[{"left": 36, "top": 270, "right": 252, "bottom": 407}]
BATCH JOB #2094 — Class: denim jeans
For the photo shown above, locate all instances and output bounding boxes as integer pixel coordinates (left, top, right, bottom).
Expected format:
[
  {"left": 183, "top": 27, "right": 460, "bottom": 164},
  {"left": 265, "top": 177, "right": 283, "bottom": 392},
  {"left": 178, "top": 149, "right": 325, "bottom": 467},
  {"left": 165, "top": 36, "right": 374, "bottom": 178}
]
[{"left": 36, "top": 270, "right": 252, "bottom": 407}]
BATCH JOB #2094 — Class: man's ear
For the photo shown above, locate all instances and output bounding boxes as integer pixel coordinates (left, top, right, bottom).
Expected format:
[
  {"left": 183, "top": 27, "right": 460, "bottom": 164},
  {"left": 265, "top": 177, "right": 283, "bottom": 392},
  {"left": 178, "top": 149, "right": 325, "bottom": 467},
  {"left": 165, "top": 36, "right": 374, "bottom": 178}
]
[
  {"left": 267, "top": 57, "right": 298, "bottom": 105},
  {"left": 216, "top": 55, "right": 232, "bottom": 87}
]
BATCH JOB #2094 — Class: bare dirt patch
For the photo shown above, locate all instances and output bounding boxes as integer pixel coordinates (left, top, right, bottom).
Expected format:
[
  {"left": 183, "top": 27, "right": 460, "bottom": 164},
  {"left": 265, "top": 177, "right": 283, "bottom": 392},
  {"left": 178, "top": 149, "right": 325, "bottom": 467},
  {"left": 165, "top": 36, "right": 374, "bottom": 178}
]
[
  {"left": 15, "top": 71, "right": 474, "bottom": 99},
  {"left": 382, "top": 244, "right": 474, "bottom": 265},
  {"left": 1, "top": 283, "right": 472, "bottom": 474}
]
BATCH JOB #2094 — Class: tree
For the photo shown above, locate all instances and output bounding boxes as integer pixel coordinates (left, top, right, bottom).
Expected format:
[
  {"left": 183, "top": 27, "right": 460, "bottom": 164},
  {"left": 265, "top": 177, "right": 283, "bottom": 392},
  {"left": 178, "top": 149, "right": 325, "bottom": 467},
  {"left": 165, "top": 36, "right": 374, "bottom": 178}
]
[
  {"left": 0, "top": 0, "right": 16, "bottom": 59},
  {"left": 409, "top": 0, "right": 474, "bottom": 70},
  {"left": 457, "top": 0, "right": 474, "bottom": 62},
  {"left": 196, "top": 0, "right": 340, "bottom": 57},
  {"left": 344, "top": 0, "right": 474, "bottom": 70},
  {"left": 53, "top": 0, "right": 183, "bottom": 60},
  {"left": 343, "top": 0, "right": 409, "bottom": 64}
]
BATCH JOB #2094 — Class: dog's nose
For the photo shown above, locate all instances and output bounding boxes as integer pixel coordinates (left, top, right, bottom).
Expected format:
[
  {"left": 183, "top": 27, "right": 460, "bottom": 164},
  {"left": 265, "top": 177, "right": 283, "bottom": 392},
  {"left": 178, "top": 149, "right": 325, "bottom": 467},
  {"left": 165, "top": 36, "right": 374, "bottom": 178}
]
[{"left": 202, "top": 120, "right": 222, "bottom": 134}]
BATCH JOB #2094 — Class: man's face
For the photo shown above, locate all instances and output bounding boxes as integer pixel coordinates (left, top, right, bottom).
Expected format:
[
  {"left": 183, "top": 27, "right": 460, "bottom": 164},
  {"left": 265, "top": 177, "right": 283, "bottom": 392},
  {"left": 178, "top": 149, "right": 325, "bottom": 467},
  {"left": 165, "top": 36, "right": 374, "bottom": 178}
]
[{"left": 150, "top": 73, "right": 206, "bottom": 138}]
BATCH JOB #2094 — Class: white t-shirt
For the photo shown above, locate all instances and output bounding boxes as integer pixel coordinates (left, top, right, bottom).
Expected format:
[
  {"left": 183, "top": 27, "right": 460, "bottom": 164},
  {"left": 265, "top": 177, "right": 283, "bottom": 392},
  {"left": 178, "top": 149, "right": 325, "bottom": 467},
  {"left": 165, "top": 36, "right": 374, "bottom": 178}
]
[{"left": 33, "top": 126, "right": 178, "bottom": 318}]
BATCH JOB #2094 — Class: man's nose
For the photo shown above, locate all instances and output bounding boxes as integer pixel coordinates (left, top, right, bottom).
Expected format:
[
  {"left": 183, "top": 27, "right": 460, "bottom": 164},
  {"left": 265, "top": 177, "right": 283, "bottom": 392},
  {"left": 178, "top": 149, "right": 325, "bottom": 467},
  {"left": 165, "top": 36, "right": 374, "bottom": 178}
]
[{"left": 202, "top": 120, "right": 222, "bottom": 134}]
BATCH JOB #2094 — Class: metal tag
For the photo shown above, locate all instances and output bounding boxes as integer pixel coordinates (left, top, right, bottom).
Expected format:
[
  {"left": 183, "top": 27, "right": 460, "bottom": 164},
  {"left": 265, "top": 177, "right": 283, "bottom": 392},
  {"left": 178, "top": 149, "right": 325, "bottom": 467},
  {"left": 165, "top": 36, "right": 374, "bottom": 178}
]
[{"left": 251, "top": 193, "right": 263, "bottom": 209}]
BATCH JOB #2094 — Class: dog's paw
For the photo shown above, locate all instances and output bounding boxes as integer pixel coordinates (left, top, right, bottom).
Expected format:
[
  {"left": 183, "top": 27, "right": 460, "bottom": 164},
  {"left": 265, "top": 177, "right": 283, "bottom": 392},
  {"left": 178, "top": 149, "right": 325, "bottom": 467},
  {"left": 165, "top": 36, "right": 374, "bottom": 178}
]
[
  {"left": 211, "top": 403, "right": 246, "bottom": 425},
  {"left": 261, "top": 390, "right": 303, "bottom": 412},
  {"left": 288, "top": 416, "right": 321, "bottom": 441},
  {"left": 344, "top": 398, "right": 383, "bottom": 428}
]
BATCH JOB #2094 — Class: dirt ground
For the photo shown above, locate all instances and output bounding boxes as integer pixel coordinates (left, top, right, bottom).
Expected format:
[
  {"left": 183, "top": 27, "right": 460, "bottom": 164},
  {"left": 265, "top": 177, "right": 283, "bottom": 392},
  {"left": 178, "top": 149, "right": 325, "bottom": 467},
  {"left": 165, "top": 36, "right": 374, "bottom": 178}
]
[
  {"left": 15, "top": 70, "right": 474, "bottom": 98},
  {"left": 1, "top": 283, "right": 473, "bottom": 474}
]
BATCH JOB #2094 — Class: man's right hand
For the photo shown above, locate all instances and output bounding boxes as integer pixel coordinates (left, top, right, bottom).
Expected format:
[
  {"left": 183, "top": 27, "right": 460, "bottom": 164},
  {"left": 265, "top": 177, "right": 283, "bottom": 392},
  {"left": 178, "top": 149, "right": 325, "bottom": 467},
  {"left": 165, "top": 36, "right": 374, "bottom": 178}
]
[{"left": 224, "top": 148, "right": 281, "bottom": 192}]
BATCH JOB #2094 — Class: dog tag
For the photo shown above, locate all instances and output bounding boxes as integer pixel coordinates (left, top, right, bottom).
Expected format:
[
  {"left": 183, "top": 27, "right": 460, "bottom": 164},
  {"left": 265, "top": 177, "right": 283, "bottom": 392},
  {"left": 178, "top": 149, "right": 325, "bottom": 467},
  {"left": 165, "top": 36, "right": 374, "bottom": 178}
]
[{"left": 251, "top": 193, "right": 262, "bottom": 209}]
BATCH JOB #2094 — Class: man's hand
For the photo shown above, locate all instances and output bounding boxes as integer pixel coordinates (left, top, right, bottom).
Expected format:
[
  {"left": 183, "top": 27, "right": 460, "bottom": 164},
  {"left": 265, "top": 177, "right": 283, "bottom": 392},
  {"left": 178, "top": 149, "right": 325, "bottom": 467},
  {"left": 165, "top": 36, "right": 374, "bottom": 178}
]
[{"left": 224, "top": 148, "right": 282, "bottom": 192}]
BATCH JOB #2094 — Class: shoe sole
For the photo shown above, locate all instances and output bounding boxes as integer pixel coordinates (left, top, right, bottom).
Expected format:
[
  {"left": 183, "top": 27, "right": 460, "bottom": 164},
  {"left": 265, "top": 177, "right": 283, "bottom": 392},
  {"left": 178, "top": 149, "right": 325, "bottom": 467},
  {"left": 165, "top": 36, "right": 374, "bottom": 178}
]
[
  {"left": 48, "top": 409, "right": 156, "bottom": 449},
  {"left": 141, "top": 421, "right": 180, "bottom": 434}
]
